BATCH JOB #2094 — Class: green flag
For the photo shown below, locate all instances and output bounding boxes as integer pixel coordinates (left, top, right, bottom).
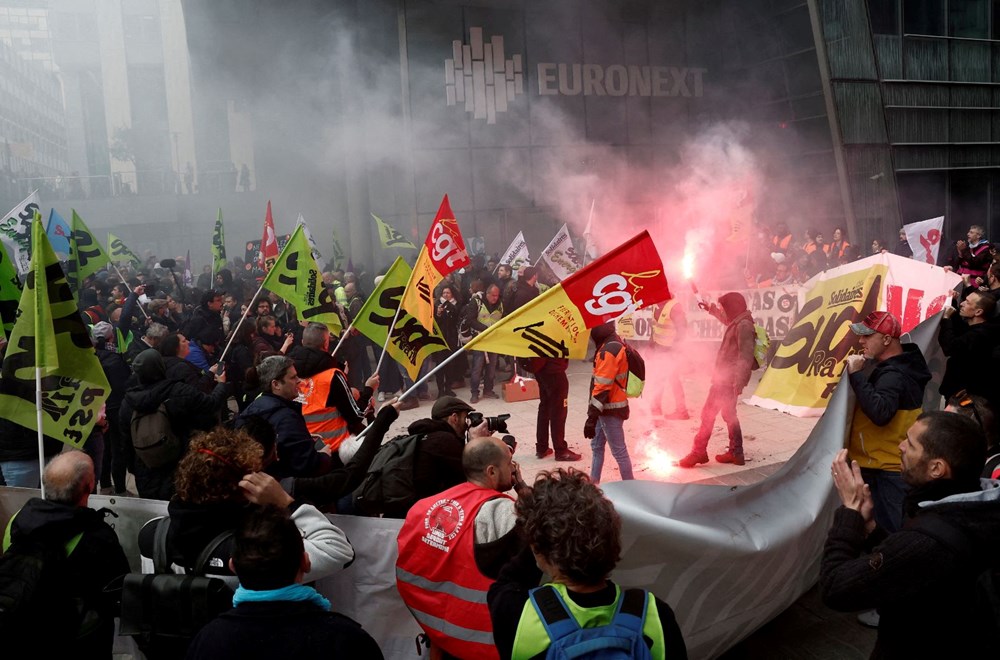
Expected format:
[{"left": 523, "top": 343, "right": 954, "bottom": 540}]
[
  {"left": 67, "top": 209, "right": 110, "bottom": 290},
  {"left": 0, "top": 239, "right": 22, "bottom": 336},
  {"left": 212, "top": 208, "right": 227, "bottom": 273},
  {"left": 262, "top": 224, "right": 342, "bottom": 334},
  {"left": 107, "top": 232, "right": 141, "bottom": 266},
  {"left": 331, "top": 228, "right": 346, "bottom": 270},
  {"left": 0, "top": 214, "right": 110, "bottom": 448},
  {"left": 371, "top": 213, "right": 417, "bottom": 250},
  {"left": 351, "top": 256, "right": 449, "bottom": 379}
]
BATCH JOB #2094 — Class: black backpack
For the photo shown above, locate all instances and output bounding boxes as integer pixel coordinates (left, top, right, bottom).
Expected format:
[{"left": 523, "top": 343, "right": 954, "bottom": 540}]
[
  {"left": 131, "top": 401, "right": 183, "bottom": 468},
  {"left": 0, "top": 530, "right": 90, "bottom": 644},
  {"left": 353, "top": 433, "right": 424, "bottom": 517},
  {"left": 117, "top": 517, "right": 234, "bottom": 657}
]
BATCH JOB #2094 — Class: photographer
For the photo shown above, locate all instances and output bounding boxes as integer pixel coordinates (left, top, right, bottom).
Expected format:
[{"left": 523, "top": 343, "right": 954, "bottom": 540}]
[
  {"left": 396, "top": 433, "right": 529, "bottom": 660},
  {"left": 396, "top": 396, "right": 496, "bottom": 518}
]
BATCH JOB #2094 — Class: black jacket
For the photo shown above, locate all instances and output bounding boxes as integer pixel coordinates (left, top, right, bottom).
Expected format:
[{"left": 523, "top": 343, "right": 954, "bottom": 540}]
[
  {"left": 238, "top": 393, "right": 333, "bottom": 480},
  {"left": 505, "top": 280, "right": 539, "bottom": 316},
  {"left": 937, "top": 317, "right": 998, "bottom": 399},
  {"left": 821, "top": 479, "right": 1000, "bottom": 659},
  {"left": 287, "top": 405, "right": 399, "bottom": 508},
  {"left": 848, "top": 344, "right": 931, "bottom": 426},
  {"left": 383, "top": 417, "right": 465, "bottom": 518},
  {"left": 7, "top": 498, "right": 130, "bottom": 656},
  {"left": 186, "top": 600, "right": 383, "bottom": 660},
  {"left": 95, "top": 345, "right": 130, "bottom": 411}
]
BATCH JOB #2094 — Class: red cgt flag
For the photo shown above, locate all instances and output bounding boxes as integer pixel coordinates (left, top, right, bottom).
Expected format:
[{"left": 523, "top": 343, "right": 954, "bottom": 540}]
[
  {"left": 464, "top": 230, "right": 671, "bottom": 358},
  {"left": 259, "top": 200, "right": 280, "bottom": 273},
  {"left": 400, "top": 194, "right": 471, "bottom": 331}
]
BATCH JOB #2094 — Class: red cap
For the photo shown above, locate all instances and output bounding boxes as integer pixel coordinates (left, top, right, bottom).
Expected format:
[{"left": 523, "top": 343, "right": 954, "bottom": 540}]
[{"left": 849, "top": 311, "right": 901, "bottom": 338}]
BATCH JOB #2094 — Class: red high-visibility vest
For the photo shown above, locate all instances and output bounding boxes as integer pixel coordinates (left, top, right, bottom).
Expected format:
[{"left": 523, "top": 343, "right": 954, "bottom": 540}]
[{"left": 396, "top": 482, "right": 512, "bottom": 660}]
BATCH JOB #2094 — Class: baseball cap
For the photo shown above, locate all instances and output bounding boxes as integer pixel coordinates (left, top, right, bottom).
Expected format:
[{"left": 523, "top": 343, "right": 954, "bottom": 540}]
[
  {"left": 849, "top": 311, "right": 901, "bottom": 338},
  {"left": 431, "top": 395, "right": 475, "bottom": 419}
]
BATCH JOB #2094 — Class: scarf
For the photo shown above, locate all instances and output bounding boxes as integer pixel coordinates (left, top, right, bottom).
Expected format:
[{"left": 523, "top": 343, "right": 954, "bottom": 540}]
[{"left": 232, "top": 583, "right": 331, "bottom": 611}]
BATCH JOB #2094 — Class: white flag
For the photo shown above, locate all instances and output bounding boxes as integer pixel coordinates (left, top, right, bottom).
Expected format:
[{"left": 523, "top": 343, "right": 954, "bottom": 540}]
[
  {"left": 538, "top": 223, "right": 582, "bottom": 281},
  {"left": 296, "top": 213, "right": 323, "bottom": 263},
  {"left": 904, "top": 216, "right": 944, "bottom": 265},
  {"left": 499, "top": 231, "right": 530, "bottom": 275},
  {"left": 582, "top": 201, "right": 598, "bottom": 263},
  {"left": 0, "top": 190, "right": 41, "bottom": 275}
]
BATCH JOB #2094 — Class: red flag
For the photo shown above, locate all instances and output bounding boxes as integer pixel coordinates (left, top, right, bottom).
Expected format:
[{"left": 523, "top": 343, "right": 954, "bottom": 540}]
[
  {"left": 401, "top": 195, "right": 471, "bottom": 331},
  {"left": 259, "top": 201, "right": 279, "bottom": 272},
  {"left": 464, "top": 231, "right": 671, "bottom": 358}
]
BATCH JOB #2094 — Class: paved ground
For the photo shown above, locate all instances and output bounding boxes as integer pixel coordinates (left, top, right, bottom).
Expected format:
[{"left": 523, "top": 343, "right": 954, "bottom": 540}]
[{"left": 385, "top": 352, "right": 878, "bottom": 658}]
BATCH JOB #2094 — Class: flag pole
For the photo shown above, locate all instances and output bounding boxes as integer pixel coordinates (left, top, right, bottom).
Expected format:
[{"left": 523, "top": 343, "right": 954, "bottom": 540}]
[
  {"left": 329, "top": 318, "right": 356, "bottom": 359},
  {"left": 111, "top": 264, "right": 150, "bottom": 320},
  {"left": 355, "top": 344, "right": 471, "bottom": 440},
  {"left": 218, "top": 279, "right": 267, "bottom": 363},
  {"left": 582, "top": 199, "right": 595, "bottom": 267},
  {"left": 35, "top": 366, "right": 45, "bottom": 499},
  {"left": 374, "top": 301, "right": 405, "bottom": 374}
]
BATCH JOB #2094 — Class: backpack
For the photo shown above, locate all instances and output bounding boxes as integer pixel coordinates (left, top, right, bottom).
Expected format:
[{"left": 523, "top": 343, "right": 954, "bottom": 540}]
[
  {"left": 0, "top": 530, "right": 90, "bottom": 644},
  {"left": 752, "top": 324, "right": 770, "bottom": 370},
  {"left": 529, "top": 585, "right": 653, "bottom": 659},
  {"left": 607, "top": 340, "right": 646, "bottom": 398},
  {"left": 117, "top": 517, "right": 234, "bottom": 655},
  {"left": 353, "top": 433, "right": 424, "bottom": 517},
  {"left": 130, "top": 401, "right": 182, "bottom": 468},
  {"left": 910, "top": 513, "right": 1000, "bottom": 638}
]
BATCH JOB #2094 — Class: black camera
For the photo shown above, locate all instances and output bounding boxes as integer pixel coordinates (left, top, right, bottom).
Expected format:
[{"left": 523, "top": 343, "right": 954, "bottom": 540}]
[{"left": 466, "top": 411, "right": 511, "bottom": 434}]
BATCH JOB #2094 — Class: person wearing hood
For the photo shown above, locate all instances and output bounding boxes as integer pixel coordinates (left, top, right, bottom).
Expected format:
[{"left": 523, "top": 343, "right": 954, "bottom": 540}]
[
  {"left": 120, "top": 348, "right": 230, "bottom": 500},
  {"left": 844, "top": 311, "right": 932, "bottom": 535},
  {"left": 677, "top": 292, "right": 757, "bottom": 468},
  {"left": 585, "top": 322, "right": 634, "bottom": 483},
  {"left": 2, "top": 451, "right": 130, "bottom": 656}
]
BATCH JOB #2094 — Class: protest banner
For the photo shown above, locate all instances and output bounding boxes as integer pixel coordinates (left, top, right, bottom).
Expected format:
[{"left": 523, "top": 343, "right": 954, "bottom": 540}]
[{"left": 0, "top": 190, "right": 40, "bottom": 274}]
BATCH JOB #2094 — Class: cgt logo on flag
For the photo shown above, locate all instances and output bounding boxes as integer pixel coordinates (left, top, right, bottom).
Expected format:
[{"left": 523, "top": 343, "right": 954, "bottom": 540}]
[{"left": 584, "top": 270, "right": 664, "bottom": 320}]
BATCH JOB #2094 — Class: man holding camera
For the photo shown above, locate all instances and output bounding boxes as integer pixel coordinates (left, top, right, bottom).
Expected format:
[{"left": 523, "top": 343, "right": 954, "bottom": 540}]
[
  {"left": 397, "top": 433, "right": 530, "bottom": 660},
  {"left": 398, "top": 396, "right": 496, "bottom": 516}
]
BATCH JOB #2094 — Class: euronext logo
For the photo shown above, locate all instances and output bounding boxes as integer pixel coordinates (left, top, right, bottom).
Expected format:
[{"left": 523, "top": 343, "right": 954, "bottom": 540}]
[
  {"left": 445, "top": 27, "right": 707, "bottom": 125},
  {"left": 445, "top": 27, "right": 524, "bottom": 125}
]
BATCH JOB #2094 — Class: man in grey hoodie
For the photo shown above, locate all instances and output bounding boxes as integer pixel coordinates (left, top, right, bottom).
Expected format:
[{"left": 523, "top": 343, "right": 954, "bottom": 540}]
[{"left": 677, "top": 292, "right": 757, "bottom": 468}]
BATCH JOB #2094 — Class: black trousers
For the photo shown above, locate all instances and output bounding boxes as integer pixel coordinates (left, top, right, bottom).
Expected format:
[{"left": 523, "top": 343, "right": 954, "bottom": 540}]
[{"left": 536, "top": 371, "right": 569, "bottom": 453}]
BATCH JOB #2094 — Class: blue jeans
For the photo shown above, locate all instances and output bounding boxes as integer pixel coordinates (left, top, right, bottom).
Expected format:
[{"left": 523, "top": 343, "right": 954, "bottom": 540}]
[
  {"left": 470, "top": 351, "right": 496, "bottom": 397},
  {"left": 590, "top": 416, "right": 633, "bottom": 483},
  {"left": 860, "top": 468, "right": 907, "bottom": 533},
  {"left": 0, "top": 459, "right": 41, "bottom": 488}
]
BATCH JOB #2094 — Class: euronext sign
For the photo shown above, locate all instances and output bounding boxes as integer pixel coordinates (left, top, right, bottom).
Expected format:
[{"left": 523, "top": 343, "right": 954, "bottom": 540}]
[
  {"left": 536, "top": 63, "right": 705, "bottom": 98},
  {"left": 446, "top": 27, "right": 706, "bottom": 124}
]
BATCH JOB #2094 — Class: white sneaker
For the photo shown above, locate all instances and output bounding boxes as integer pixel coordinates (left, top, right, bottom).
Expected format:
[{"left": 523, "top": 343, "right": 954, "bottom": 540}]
[
  {"left": 857, "top": 609, "right": 880, "bottom": 628},
  {"left": 377, "top": 392, "right": 385, "bottom": 402}
]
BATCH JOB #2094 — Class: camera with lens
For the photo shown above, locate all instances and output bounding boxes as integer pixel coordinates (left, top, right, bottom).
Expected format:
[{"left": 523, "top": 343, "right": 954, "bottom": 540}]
[{"left": 466, "top": 411, "right": 511, "bottom": 434}]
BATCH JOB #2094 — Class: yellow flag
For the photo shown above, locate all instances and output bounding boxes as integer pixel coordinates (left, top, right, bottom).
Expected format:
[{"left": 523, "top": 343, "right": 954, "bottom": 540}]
[
  {"left": 0, "top": 214, "right": 111, "bottom": 448},
  {"left": 464, "top": 231, "right": 671, "bottom": 359},
  {"left": 400, "top": 195, "right": 470, "bottom": 331},
  {"left": 67, "top": 209, "right": 110, "bottom": 290},
  {"left": 352, "top": 257, "right": 449, "bottom": 379},
  {"left": 261, "top": 225, "right": 342, "bottom": 334},
  {"left": 371, "top": 213, "right": 417, "bottom": 250},
  {"left": 108, "top": 233, "right": 141, "bottom": 265}
]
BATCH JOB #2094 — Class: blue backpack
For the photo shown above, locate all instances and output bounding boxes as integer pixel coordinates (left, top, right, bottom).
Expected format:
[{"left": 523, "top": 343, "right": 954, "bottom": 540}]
[{"left": 529, "top": 585, "right": 653, "bottom": 659}]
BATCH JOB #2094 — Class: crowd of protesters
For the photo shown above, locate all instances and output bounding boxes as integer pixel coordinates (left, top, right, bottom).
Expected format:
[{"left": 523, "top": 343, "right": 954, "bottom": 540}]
[{"left": 4, "top": 220, "right": 1000, "bottom": 657}]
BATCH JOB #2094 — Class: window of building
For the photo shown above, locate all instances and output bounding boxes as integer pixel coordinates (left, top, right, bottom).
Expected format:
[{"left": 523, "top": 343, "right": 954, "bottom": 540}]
[
  {"left": 903, "top": 0, "right": 946, "bottom": 35},
  {"left": 949, "top": 0, "right": 988, "bottom": 38},
  {"left": 869, "top": 0, "right": 900, "bottom": 35}
]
